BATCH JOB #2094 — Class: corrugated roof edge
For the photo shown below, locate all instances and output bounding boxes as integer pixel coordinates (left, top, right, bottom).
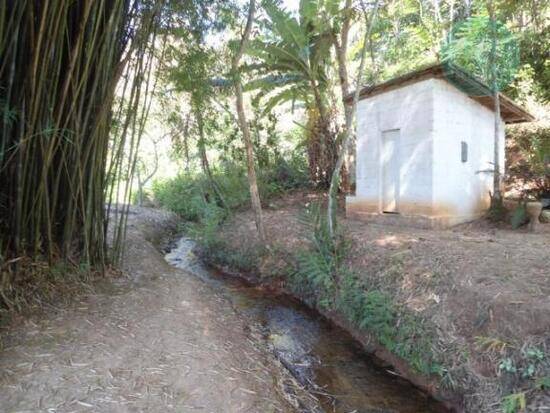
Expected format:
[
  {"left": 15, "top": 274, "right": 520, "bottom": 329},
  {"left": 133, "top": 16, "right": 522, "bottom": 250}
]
[{"left": 344, "top": 63, "right": 535, "bottom": 124}]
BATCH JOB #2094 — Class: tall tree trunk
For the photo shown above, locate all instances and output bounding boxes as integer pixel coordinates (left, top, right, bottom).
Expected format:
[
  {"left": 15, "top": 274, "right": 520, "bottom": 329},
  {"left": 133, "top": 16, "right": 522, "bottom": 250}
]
[
  {"left": 334, "top": 0, "right": 353, "bottom": 192},
  {"left": 488, "top": 0, "right": 502, "bottom": 208},
  {"left": 492, "top": 90, "right": 502, "bottom": 203},
  {"left": 183, "top": 112, "right": 191, "bottom": 173},
  {"left": 309, "top": 80, "right": 333, "bottom": 187},
  {"left": 327, "top": 0, "right": 380, "bottom": 238},
  {"left": 231, "top": 0, "right": 266, "bottom": 243},
  {"left": 136, "top": 171, "right": 144, "bottom": 206},
  {"left": 196, "top": 107, "right": 227, "bottom": 209}
]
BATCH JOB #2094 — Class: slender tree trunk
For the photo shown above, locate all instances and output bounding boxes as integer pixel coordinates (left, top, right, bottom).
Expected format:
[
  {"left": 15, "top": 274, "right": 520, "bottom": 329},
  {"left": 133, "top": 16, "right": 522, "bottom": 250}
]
[
  {"left": 183, "top": 112, "right": 191, "bottom": 173},
  {"left": 196, "top": 107, "right": 227, "bottom": 209},
  {"left": 309, "top": 80, "right": 332, "bottom": 185},
  {"left": 137, "top": 171, "right": 144, "bottom": 206},
  {"left": 488, "top": 0, "right": 502, "bottom": 207},
  {"left": 135, "top": 146, "right": 158, "bottom": 207},
  {"left": 334, "top": 0, "right": 352, "bottom": 112},
  {"left": 327, "top": 0, "right": 380, "bottom": 238},
  {"left": 492, "top": 90, "right": 502, "bottom": 202},
  {"left": 334, "top": 0, "right": 353, "bottom": 192},
  {"left": 231, "top": 0, "right": 266, "bottom": 243}
]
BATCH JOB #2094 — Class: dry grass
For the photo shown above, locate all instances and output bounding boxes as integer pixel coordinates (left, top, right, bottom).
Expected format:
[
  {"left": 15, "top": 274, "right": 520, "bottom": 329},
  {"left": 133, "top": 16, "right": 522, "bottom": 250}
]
[
  {"left": 0, "top": 258, "right": 109, "bottom": 332},
  {"left": 215, "top": 190, "right": 550, "bottom": 412}
]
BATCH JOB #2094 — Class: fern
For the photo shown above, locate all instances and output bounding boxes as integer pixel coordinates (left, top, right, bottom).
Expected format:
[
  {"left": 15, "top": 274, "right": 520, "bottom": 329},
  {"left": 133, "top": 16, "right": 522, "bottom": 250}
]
[
  {"left": 501, "top": 392, "right": 526, "bottom": 413},
  {"left": 292, "top": 202, "right": 347, "bottom": 308},
  {"left": 292, "top": 202, "right": 443, "bottom": 376},
  {"left": 359, "top": 291, "right": 396, "bottom": 347}
]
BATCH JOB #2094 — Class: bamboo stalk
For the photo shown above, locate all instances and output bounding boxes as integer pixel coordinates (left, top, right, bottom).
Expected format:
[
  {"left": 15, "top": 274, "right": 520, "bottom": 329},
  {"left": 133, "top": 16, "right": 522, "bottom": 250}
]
[{"left": 0, "top": 0, "right": 165, "bottom": 306}]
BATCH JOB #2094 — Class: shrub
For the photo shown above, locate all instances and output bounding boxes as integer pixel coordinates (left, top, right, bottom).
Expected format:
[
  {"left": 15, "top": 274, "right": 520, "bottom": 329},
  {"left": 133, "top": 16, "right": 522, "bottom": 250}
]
[
  {"left": 506, "top": 123, "right": 550, "bottom": 199},
  {"left": 153, "top": 153, "right": 310, "bottom": 223},
  {"left": 259, "top": 153, "right": 310, "bottom": 192},
  {"left": 510, "top": 202, "right": 529, "bottom": 228},
  {"left": 152, "top": 175, "right": 206, "bottom": 221},
  {"left": 186, "top": 202, "right": 226, "bottom": 251}
]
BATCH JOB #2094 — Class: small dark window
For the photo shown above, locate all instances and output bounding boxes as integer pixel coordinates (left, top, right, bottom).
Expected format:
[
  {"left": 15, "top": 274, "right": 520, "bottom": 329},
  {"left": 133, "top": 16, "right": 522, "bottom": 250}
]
[{"left": 461, "top": 141, "right": 468, "bottom": 163}]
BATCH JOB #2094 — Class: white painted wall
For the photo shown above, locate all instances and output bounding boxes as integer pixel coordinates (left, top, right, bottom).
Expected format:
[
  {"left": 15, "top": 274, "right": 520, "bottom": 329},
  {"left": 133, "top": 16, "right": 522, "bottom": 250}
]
[
  {"left": 355, "top": 78, "right": 435, "bottom": 214},
  {"left": 350, "top": 77, "right": 505, "bottom": 226},
  {"left": 431, "top": 79, "right": 505, "bottom": 221}
]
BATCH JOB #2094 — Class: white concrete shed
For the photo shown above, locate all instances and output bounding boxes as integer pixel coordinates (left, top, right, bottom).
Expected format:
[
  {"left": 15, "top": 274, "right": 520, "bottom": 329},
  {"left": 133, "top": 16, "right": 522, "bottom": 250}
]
[{"left": 346, "top": 63, "right": 533, "bottom": 228}]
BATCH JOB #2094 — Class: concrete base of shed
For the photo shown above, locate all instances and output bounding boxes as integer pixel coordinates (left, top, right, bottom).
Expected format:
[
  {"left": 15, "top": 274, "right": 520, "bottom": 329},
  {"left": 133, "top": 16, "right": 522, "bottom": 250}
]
[{"left": 345, "top": 196, "right": 485, "bottom": 229}]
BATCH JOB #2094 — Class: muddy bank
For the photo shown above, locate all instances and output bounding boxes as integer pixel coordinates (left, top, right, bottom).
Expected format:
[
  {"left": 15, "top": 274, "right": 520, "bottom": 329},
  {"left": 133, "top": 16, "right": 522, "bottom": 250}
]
[
  {"left": 169, "top": 236, "right": 449, "bottom": 413},
  {"left": 198, "top": 249, "right": 463, "bottom": 412},
  {"left": 203, "top": 192, "right": 550, "bottom": 413}
]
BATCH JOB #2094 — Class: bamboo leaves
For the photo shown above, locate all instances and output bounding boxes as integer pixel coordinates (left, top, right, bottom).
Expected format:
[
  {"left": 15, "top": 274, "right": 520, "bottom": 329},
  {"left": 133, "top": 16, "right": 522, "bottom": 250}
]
[{"left": 0, "top": 0, "right": 163, "bottom": 306}]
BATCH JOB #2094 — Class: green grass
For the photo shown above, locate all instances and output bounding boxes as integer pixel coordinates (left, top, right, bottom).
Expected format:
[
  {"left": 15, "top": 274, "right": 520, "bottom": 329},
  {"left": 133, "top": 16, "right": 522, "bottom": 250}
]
[{"left": 288, "top": 203, "right": 444, "bottom": 376}]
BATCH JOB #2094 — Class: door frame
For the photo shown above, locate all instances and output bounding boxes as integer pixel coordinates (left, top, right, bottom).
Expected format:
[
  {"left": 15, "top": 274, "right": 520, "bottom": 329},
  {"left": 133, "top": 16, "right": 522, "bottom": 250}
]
[{"left": 380, "top": 129, "right": 400, "bottom": 214}]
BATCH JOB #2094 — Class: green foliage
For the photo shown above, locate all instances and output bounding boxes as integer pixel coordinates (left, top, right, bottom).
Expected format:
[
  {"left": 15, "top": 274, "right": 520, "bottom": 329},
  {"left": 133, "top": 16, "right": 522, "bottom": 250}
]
[
  {"left": 153, "top": 150, "right": 310, "bottom": 226},
  {"left": 441, "top": 15, "right": 519, "bottom": 92},
  {"left": 521, "top": 347, "right": 545, "bottom": 379},
  {"left": 367, "top": 1, "right": 438, "bottom": 81},
  {"left": 507, "top": 124, "right": 550, "bottom": 199},
  {"left": 291, "top": 202, "right": 344, "bottom": 308},
  {"left": 498, "top": 345, "right": 547, "bottom": 388},
  {"left": 499, "top": 357, "right": 518, "bottom": 374},
  {"left": 153, "top": 174, "right": 208, "bottom": 221},
  {"left": 535, "top": 376, "right": 550, "bottom": 390},
  {"left": 211, "top": 246, "right": 262, "bottom": 274},
  {"left": 487, "top": 193, "right": 508, "bottom": 223},
  {"left": 510, "top": 202, "right": 528, "bottom": 229},
  {"left": 290, "top": 202, "right": 442, "bottom": 376},
  {"left": 246, "top": 0, "right": 334, "bottom": 111},
  {"left": 501, "top": 392, "right": 526, "bottom": 413},
  {"left": 187, "top": 202, "right": 227, "bottom": 251},
  {"left": 507, "top": 2, "right": 550, "bottom": 103},
  {"left": 343, "top": 284, "right": 442, "bottom": 375},
  {"left": 259, "top": 153, "right": 310, "bottom": 191},
  {"left": 359, "top": 291, "right": 396, "bottom": 345},
  {"left": 336, "top": 270, "right": 367, "bottom": 324}
]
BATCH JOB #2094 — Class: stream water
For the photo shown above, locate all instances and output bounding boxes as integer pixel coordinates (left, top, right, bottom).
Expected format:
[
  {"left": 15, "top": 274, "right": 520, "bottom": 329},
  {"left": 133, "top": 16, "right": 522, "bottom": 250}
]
[{"left": 165, "top": 237, "right": 448, "bottom": 413}]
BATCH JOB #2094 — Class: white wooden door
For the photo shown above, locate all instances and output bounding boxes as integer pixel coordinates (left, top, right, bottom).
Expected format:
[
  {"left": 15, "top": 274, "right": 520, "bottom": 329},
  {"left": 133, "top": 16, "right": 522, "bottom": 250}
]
[{"left": 381, "top": 130, "right": 400, "bottom": 213}]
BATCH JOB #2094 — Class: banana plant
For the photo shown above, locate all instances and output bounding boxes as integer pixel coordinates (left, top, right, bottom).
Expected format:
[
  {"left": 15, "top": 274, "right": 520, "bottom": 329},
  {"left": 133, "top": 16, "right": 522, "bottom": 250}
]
[
  {"left": 245, "top": 0, "right": 341, "bottom": 186},
  {"left": 246, "top": 0, "right": 336, "bottom": 118}
]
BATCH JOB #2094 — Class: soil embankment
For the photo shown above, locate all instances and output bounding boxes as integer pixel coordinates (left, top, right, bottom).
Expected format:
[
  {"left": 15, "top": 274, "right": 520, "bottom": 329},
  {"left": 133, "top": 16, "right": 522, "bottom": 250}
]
[{"left": 207, "top": 192, "right": 550, "bottom": 412}]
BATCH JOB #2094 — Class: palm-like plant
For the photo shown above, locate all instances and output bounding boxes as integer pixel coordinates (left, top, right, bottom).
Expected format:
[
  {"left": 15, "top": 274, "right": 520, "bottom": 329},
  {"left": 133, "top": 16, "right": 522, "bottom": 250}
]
[{"left": 247, "top": 0, "right": 339, "bottom": 187}]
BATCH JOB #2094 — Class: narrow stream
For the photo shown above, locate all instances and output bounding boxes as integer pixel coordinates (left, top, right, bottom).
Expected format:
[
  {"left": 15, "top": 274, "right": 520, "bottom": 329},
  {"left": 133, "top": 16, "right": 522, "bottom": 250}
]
[{"left": 166, "top": 237, "right": 448, "bottom": 413}]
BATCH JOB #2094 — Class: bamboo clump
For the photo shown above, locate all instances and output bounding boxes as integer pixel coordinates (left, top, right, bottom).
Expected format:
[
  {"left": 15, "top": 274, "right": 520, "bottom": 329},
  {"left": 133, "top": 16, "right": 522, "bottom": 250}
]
[{"left": 0, "top": 0, "right": 163, "bottom": 309}]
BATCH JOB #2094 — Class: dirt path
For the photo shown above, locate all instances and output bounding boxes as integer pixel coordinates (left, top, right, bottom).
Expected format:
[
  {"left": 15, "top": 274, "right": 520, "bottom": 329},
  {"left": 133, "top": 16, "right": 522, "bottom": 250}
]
[{"left": 0, "top": 208, "right": 302, "bottom": 413}]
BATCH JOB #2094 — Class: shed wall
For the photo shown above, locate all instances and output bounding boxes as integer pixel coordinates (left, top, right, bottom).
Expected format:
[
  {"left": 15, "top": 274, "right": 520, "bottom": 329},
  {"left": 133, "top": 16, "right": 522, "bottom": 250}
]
[
  {"left": 352, "top": 78, "right": 435, "bottom": 216},
  {"left": 431, "top": 79, "right": 505, "bottom": 224}
]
